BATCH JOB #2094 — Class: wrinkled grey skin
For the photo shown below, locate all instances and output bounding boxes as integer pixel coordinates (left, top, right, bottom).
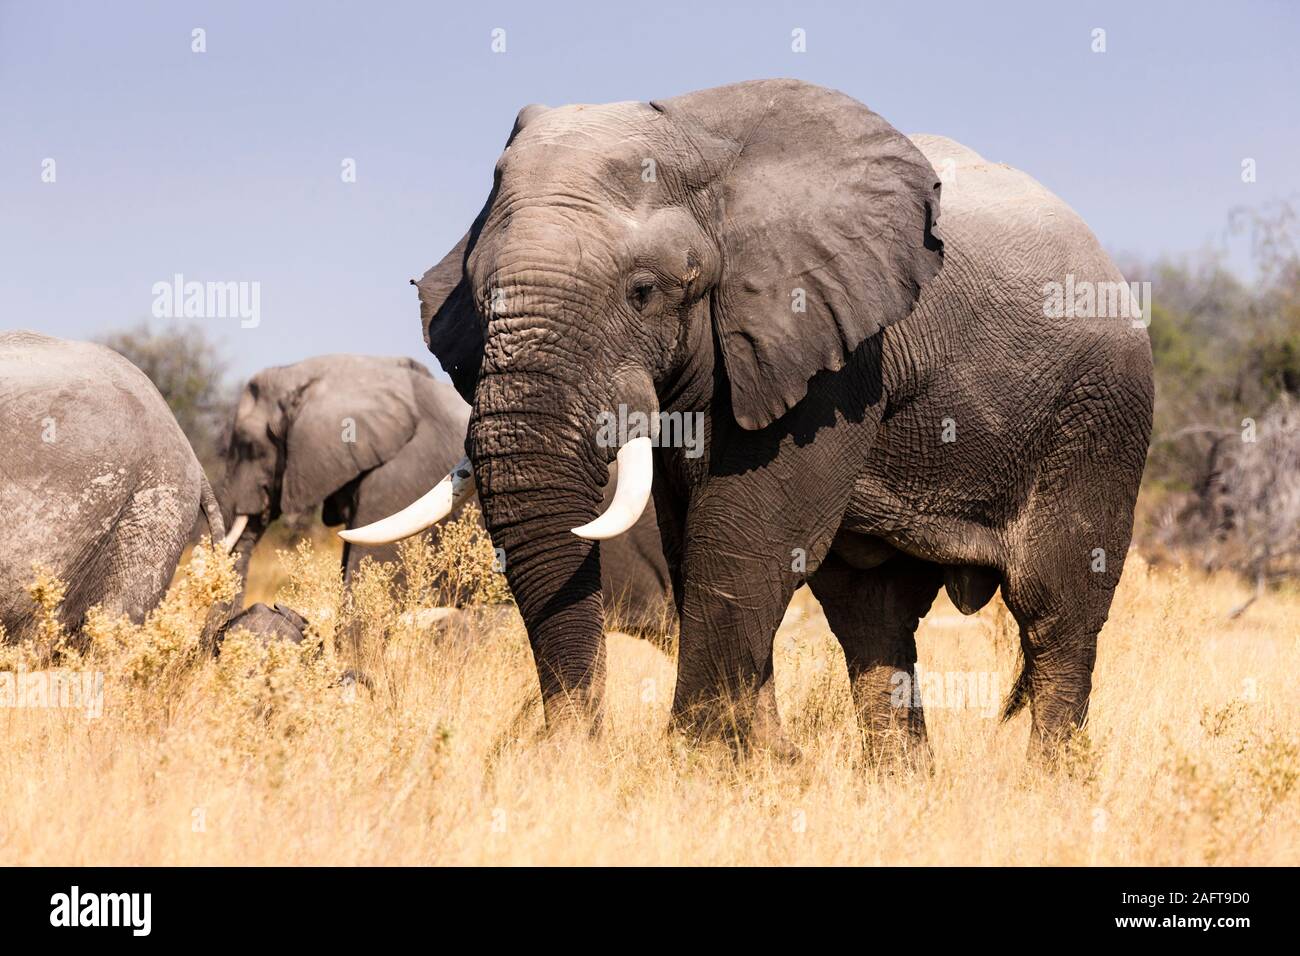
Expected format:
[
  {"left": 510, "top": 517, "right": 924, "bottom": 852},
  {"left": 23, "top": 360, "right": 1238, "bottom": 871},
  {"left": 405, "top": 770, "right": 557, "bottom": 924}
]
[
  {"left": 417, "top": 79, "right": 1154, "bottom": 760},
  {"left": 0, "top": 331, "right": 225, "bottom": 641},
  {"left": 221, "top": 355, "right": 672, "bottom": 633}
]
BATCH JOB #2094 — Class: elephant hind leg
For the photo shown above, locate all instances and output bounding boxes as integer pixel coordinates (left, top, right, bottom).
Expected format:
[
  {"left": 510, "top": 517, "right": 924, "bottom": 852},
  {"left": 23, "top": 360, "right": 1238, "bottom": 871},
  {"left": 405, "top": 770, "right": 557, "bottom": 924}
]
[
  {"left": 94, "top": 538, "right": 178, "bottom": 627},
  {"left": 999, "top": 460, "right": 1140, "bottom": 763},
  {"left": 808, "top": 552, "right": 943, "bottom": 768},
  {"left": 92, "top": 491, "right": 193, "bottom": 628},
  {"left": 996, "top": 590, "right": 1106, "bottom": 763}
]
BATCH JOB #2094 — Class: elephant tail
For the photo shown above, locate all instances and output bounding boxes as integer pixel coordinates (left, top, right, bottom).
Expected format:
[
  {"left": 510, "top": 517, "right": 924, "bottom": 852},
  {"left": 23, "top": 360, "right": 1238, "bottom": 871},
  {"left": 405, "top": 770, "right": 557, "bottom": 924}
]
[
  {"left": 1000, "top": 657, "right": 1031, "bottom": 721},
  {"left": 199, "top": 471, "right": 226, "bottom": 546}
]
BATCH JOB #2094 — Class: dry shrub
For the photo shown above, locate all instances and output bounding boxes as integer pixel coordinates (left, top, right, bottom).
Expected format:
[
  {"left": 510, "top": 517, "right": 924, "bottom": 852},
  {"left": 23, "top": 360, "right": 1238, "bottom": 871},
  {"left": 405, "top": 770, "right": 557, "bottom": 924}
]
[
  {"left": 81, "top": 539, "right": 240, "bottom": 725},
  {"left": 203, "top": 631, "right": 349, "bottom": 779},
  {"left": 274, "top": 538, "right": 346, "bottom": 655},
  {"left": 418, "top": 504, "right": 513, "bottom": 609},
  {"left": 0, "top": 565, "right": 76, "bottom": 670}
]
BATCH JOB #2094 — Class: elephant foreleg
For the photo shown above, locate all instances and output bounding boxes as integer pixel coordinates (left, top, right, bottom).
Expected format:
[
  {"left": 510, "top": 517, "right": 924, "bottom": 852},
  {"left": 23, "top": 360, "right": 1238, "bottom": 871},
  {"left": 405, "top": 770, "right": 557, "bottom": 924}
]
[
  {"left": 672, "top": 551, "right": 803, "bottom": 759},
  {"left": 666, "top": 426, "right": 866, "bottom": 759}
]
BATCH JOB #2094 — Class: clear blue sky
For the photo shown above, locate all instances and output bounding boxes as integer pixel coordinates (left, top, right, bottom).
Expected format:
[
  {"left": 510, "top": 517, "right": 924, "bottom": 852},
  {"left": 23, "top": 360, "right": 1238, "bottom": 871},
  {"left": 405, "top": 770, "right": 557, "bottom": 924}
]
[{"left": 3, "top": 0, "right": 1297, "bottom": 381}]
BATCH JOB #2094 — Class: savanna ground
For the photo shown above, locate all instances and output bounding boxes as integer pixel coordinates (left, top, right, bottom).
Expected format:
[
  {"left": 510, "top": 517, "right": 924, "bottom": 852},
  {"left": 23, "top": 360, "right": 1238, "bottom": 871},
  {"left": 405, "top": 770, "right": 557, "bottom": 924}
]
[{"left": 1, "top": 508, "right": 1297, "bottom": 866}]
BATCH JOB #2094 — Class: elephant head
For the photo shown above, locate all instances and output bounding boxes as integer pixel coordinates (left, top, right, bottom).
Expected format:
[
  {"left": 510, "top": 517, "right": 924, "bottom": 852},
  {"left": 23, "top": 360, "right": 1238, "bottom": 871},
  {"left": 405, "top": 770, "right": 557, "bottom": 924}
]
[
  {"left": 222, "top": 355, "right": 445, "bottom": 584},
  {"left": 347, "top": 80, "right": 943, "bottom": 725}
]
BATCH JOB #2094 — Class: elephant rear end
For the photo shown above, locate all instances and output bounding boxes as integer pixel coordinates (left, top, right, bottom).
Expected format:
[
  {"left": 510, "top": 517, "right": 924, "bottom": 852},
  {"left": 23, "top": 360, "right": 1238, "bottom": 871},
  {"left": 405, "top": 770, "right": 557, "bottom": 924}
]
[
  {"left": 893, "top": 136, "right": 1154, "bottom": 752},
  {"left": 0, "top": 331, "right": 212, "bottom": 641}
]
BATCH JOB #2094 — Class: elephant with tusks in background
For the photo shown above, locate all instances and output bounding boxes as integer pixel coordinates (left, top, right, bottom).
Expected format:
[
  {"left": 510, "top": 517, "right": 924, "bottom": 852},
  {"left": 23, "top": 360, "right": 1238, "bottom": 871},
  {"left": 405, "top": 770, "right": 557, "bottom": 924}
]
[
  {"left": 1, "top": 331, "right": 225, "bottom": 642},
  {"left": 346, "top": 79, "right": 1154, "bottom": 763},
  {"left": 220, "top": 354, "right": 674, "bottom": 636}
]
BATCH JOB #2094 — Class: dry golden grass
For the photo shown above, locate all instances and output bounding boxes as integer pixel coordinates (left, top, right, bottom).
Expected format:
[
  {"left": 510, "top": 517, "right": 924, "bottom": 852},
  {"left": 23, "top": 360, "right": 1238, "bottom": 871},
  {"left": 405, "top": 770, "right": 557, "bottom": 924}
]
[{"left": 1, "top": 512, "right": 1297, "bottom": 866}]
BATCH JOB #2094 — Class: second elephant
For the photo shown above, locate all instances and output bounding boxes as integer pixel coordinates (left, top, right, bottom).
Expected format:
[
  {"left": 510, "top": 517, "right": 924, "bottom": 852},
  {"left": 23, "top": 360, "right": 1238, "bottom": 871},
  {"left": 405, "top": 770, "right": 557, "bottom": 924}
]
[{"left": 220, "top": 354, "right": 674, "bottom": 635}]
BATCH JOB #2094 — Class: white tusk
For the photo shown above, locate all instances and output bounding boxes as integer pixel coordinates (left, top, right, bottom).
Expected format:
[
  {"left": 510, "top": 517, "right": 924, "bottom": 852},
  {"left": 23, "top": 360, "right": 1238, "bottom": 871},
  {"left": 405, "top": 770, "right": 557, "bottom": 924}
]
[
  {"left": 338, "top": 457, "right": 475, "bottom": 546},
  {"left": 222, "top": 514, "right": 250, "bottom": 553},
  {"left": 572, "top": 436, "right": 653, "bottom": 540}
]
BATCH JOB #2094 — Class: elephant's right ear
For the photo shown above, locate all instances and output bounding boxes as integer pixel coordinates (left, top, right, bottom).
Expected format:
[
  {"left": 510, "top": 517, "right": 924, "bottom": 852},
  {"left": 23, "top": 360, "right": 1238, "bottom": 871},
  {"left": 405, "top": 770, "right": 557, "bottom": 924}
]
[{"left": 418, "top": 104, "right": 549, "bottom": 403}]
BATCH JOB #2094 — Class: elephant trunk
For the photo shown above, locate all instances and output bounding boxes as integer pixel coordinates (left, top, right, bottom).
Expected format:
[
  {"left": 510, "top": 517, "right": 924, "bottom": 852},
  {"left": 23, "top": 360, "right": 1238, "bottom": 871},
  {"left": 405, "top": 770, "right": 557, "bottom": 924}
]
[{"left": 467, "top": 370, "right": 611, "bottom": 728}]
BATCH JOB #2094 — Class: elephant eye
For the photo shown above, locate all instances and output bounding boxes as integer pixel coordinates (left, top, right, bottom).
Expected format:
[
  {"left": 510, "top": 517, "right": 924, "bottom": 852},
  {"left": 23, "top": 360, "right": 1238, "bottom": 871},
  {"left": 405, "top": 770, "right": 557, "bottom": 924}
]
[{"left": 628, "top": 278, "right": 656, "bottom": 313}]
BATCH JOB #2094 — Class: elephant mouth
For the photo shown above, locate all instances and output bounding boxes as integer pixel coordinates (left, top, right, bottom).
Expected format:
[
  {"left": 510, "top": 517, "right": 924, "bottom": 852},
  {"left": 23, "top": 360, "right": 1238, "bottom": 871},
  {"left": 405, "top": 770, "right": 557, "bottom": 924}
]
[{"left": 224, "top": 479, "right": 277, "bottom": 553}]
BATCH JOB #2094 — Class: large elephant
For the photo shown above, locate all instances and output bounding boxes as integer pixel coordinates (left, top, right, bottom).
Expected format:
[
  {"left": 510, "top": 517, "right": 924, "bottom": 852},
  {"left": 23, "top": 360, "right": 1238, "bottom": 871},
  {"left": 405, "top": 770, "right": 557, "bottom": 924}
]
[
  {"left": 0, "top": 331, "right": 225, "bottom": 641},
  {"left": 350, "top": 80, "right": 1154, "bottom": 760},
  {"left": 221, "top": 354, "right": 673, "bottom": 634}
]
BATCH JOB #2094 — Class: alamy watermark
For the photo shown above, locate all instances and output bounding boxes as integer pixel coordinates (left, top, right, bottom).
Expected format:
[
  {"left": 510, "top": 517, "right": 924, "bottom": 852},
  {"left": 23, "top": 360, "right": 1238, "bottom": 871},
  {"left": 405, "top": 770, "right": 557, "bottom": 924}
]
[
  {"left": 1043, "top": 275, "right": 1151, "bottom": 328},
  {"left": 890, "top": 665, "right": 1000, "bottom": 717},
  {"left": 1, "top": 668, "right": 104, "bottom": 719},
  {"left": 151, "top": 273, "right": 260, "bottom": 328},
  {"left": 595, "top": 403, "right": 704, "bottom": 458},
  {"left": 50, "top": 886, "right": 150, "bottom": 936}
]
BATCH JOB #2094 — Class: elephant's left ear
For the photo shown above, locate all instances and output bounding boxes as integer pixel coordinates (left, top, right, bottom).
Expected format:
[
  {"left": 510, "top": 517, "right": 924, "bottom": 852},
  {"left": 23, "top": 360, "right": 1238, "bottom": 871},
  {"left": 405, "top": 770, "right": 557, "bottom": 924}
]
[
  {"left": 417, "top": 229, "right": 484, "bottom": 405},
  {"left": 419, "top": 104, "right": 549, "bottom": 403},
  {"left": 652, "top": 80, "right": 944, "bottom": 430},
  {"left": 281, "top": 372, "right": 421, "bottom": 516}
]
